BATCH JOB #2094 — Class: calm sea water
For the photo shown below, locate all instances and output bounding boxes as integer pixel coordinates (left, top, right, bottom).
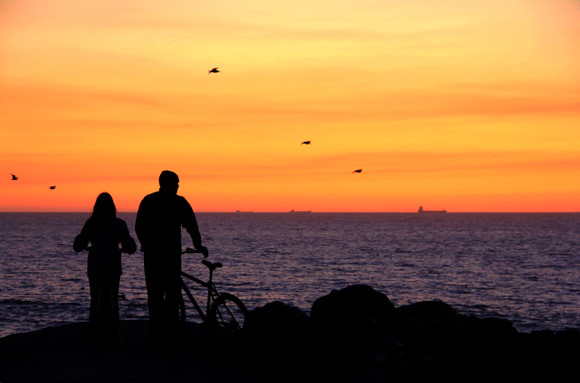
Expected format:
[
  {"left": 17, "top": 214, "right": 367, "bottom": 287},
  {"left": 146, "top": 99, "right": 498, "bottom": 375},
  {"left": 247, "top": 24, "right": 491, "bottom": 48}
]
[{"left": 0, "top": 212, "right": 578, "bottom": 338}]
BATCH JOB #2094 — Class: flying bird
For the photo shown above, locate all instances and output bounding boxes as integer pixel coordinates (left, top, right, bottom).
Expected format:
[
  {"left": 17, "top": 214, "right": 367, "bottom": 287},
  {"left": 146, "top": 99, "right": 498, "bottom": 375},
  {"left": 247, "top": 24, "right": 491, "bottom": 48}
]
[
  {"left": 301, "top": 141, "right": 311, "bottom": 145},
  {"left": 208, "top": 67, "right": 220, "bottom": 74},
  {"left": 352, "top": 169, "right": 363, "bottom": 173},
  {"left": 10, "top": 173, "right": 18, "bottom": 180},
  {"left": 49, "top": 186, "right": 56, "bottom": 190}
]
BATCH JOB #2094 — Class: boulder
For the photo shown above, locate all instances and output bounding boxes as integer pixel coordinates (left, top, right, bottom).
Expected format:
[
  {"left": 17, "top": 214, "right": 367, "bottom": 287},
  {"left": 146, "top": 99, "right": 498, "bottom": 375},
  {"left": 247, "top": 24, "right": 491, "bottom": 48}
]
[
  {"left": 396, "top": 300, "right": 457, "bottom": 322},
  {"left": 310, "top": 284, "right": 397, "bottom": 354},
  {"left": 248, "top": 301, "right": 311, "bottom": 343}
]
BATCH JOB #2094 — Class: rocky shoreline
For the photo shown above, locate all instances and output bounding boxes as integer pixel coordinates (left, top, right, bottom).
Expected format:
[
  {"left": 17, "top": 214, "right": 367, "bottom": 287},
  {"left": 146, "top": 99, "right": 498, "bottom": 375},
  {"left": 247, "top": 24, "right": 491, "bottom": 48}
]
[
  {"left": 250, "top": 284, "right": 579, "bottom": 382},
  {"left": 1, "top": 284, "right": 578, "bottom": 382}
]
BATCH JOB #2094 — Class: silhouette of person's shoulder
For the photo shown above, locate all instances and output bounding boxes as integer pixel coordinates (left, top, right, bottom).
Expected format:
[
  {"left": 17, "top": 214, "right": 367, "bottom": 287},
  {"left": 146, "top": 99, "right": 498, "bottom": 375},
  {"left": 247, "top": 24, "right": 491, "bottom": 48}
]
[
  {"left": 139, "top": 191, "right": 164, "bottom": 207},
  {"left": 142, "top": 191, "right": 188, "bottom": 204},
  {"left": 142, "top": 191, "right": 161, "bottom": 200},
  {"left": 138, "top": 192, "right": 191, "bottom": 219}
]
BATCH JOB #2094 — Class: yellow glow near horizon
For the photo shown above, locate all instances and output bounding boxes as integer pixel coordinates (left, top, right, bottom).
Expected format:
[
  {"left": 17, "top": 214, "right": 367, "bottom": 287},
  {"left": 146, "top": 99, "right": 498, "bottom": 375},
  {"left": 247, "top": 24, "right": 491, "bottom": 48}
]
[{"left": 1, "top": 0, "right": 579, "bottom": 212}]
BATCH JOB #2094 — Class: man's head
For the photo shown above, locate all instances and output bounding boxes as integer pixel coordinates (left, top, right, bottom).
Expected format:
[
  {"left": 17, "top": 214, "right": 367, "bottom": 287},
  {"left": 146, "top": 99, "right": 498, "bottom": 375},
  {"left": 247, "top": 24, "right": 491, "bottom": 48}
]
[{"left": 159, "top": 170, "right": 179, "bottom": 194}]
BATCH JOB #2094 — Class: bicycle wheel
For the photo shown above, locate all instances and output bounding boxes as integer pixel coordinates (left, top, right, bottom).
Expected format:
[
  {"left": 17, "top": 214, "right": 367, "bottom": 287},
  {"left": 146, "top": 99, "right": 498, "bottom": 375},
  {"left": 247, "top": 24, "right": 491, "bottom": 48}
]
[
  {"left": 208, "top": 293, "right": 250, "bottom": 355},
  {"left": 178, "top": 293, "right": 186, "bottom": 326}
]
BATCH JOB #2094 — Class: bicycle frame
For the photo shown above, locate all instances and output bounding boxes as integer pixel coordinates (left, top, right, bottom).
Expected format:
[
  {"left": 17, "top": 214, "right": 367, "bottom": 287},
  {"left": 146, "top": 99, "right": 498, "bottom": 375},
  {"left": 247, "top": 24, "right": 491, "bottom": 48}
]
[
  {"left": 180, "top": 267, "right": 219, "bottom": 323},
  {"left": 179, "top": 248, "right": 250, "bottom": 355}
]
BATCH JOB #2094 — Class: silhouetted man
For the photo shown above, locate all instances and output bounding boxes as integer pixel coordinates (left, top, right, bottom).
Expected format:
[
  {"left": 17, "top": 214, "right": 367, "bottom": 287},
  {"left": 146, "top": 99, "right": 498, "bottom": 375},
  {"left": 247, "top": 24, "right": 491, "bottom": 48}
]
[{"left": 135, "top": 170, "right": 208, "bottom": 343}]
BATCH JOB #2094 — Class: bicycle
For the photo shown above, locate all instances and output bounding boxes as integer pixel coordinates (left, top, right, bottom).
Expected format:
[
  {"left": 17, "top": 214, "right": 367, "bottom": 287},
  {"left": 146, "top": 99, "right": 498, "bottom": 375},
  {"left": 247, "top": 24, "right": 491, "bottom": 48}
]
[{"left": 179, "top": 247, "right": 250, "bottom": 355}]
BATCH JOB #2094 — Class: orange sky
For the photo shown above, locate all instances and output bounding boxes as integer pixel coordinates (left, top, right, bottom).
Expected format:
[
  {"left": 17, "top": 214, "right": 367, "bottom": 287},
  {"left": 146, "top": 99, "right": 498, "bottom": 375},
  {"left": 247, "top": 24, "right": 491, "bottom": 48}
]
[{"left": 1, "top": 0, "right": 579, "bottom": 212}]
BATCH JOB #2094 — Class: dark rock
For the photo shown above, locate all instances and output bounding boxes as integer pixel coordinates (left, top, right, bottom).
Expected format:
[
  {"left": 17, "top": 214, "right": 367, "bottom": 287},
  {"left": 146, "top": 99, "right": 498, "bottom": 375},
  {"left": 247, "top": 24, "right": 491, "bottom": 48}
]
[
  {"left": 310, "top": 285, "right": 397, "bottom": 360},
  {"left": 310, "top": 285, "right": 397, "bottom": 334},
  {"left": 554, "top": 328, "right": 580, "bottom": 351},
  {"left": 396, "top": 300, "right": 457, "bottom": 322},
  {"left": 248, "top": 301, "right": 311, "bottom": 342},
  {"left": 2, "top": 284, "right": 578, "bottom": 383},
  {"left": 456, "top": 315, "right": 517, "bottom": 348},
  {"left": 477, "top": 317, "right": 517, "bottom": 335},
  {"left": 509, "top": 328, "right": 580, "bottom": 381},
  {"left": 395, "top": 300, "right": 459, "bottom": 337}
]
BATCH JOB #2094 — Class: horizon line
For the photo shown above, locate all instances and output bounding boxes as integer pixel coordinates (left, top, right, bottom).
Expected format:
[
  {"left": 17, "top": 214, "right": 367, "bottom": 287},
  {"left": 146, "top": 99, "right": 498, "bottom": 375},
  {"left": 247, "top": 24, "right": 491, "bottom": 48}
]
[{"left": 1, "top": 210, "right": 579, "bottom": 214}]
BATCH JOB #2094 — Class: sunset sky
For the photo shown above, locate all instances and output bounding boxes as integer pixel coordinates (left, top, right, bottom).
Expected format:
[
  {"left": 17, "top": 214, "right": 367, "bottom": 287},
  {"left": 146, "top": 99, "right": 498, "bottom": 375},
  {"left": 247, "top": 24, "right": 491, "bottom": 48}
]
[{"left": 1, "top": 0, "right": 579, "bottom": 212}]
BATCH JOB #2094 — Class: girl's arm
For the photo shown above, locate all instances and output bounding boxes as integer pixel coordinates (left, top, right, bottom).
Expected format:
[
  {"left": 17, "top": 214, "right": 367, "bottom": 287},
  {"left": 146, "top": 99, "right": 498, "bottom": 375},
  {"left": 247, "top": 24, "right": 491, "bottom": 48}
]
[
  {"left": 120, "top": 220, "right": 137, "bottom": 254},
  {"left": 73, "top": 223, "right": 90, "bottom": 252}
]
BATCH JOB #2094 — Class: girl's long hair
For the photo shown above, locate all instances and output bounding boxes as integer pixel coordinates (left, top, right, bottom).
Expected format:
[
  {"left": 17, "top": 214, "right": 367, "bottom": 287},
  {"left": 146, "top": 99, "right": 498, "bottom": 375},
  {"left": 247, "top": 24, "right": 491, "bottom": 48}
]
[{"left": 87, "top": 192, "right": 117, "bottom": 231}]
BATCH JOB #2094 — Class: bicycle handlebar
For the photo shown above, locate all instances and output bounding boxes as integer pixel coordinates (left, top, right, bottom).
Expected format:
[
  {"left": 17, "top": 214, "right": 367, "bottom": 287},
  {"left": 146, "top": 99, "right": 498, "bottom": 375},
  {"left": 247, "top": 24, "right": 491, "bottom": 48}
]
[
  {"left": 84, "top": 246, "right": 133, "bottom": 254},
  {"left": 182, "top": 247, "right": 202, "bottom": 255},
  {"left": 182, "top": 246, "right": 209, "bottom": 258}
]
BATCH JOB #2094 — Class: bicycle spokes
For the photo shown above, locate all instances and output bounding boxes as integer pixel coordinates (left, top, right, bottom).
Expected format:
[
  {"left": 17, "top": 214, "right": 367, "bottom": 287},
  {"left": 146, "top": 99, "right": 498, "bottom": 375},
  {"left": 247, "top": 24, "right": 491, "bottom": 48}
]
[{"left": 208, "top": 293, "right": 249, "bottom": 355}]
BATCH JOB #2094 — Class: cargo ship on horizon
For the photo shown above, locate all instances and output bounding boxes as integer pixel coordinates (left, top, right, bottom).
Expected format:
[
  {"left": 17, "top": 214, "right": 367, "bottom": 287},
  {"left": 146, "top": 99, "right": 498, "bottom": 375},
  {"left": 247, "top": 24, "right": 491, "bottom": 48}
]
[{"left": 418, "top": 206, "right": 447, "bottom": 214}]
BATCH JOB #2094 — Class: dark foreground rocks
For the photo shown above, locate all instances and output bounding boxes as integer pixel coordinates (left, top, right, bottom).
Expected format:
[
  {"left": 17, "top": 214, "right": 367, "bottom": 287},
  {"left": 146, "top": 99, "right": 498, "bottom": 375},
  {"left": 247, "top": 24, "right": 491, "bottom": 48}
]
[
  {"left": 249, "top": 285, "right": 579, "bottom": 382},
  {"left": 1, "top": 285, "right": 578, "bottom": 383}
]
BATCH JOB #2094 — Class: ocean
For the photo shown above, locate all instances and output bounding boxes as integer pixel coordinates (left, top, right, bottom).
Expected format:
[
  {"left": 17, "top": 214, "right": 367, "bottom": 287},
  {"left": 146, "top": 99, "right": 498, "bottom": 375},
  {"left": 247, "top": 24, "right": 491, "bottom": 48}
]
[{"left": 0, "top": 212, "right": 578, "bottom": 338}]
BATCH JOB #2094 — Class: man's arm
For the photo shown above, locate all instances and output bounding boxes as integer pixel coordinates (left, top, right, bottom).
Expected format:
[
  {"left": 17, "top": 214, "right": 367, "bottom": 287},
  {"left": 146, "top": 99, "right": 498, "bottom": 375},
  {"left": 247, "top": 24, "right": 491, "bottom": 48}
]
[
  {"left": 135, "top": 198, "right": 149, "bottom": 252},
  {"left": 182, "top": 198, "right": 208, "bottom": 257}
]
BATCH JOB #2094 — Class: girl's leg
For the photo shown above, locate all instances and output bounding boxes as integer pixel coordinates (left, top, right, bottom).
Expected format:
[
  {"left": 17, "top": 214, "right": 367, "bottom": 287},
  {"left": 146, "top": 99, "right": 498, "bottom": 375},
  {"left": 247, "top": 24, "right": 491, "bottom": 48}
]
[
  {"left": 88, "top": 275, "right": 100, "bottom": 341},
  {"left": 110, "top": 275, "right": 121, "bottom": 341}
]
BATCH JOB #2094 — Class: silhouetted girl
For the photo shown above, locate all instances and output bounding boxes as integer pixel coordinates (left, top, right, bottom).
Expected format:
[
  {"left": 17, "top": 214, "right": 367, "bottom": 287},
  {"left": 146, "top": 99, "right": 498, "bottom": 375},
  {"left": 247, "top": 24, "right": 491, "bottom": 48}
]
[{"left": 74, "top": 192, "right": 136, "bottom": 343}]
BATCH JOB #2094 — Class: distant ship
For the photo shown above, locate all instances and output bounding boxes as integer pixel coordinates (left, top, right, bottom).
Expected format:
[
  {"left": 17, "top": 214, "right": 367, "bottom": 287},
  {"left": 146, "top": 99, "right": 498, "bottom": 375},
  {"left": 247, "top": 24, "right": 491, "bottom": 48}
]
[
  {"left": 289, "top": 210, "right": 312, "bottom": 214},
  {"left": 418, "top": 206, "right": 447, "bottom": 214}
]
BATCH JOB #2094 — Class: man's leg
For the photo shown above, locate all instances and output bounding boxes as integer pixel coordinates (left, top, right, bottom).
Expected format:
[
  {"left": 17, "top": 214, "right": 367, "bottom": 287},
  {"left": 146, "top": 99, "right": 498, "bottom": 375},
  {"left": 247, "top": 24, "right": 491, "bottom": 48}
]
[
  {"left": 144, "top": 254, "right": 164, "bottom": 342},
  {"left": 163, "top": 271, "right": 182, "bottom": 341}
]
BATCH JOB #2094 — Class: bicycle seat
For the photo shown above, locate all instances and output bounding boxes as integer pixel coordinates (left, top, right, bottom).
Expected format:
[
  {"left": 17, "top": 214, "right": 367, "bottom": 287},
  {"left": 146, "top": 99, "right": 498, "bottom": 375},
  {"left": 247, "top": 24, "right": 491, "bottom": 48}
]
[{"left": 202, "top": 260, "right": 222, "bottom": 271}]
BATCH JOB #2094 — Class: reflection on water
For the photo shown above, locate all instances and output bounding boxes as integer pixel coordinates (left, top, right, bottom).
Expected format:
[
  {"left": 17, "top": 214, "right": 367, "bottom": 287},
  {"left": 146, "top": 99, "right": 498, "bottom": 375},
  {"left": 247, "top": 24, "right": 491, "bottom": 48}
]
[{"left": 0, "top": 212, "right": 579, "bottom": 337}]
